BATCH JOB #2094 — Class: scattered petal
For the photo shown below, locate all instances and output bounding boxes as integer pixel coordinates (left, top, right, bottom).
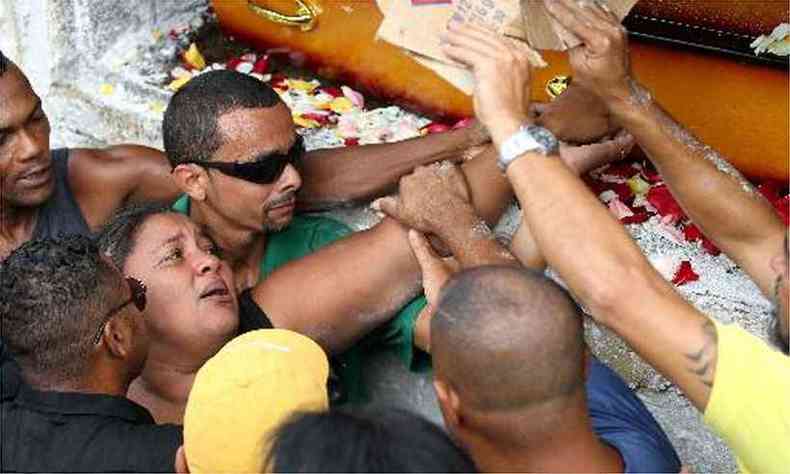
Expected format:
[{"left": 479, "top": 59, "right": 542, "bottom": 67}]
[
  {"left": 182, "top": 43, "right": 206, "bottom": 70},
  {"left": 657, "top": 216, "right": 686, "bottom": 244},
  {"left": 627, "top": 175, "right": 651, "bottom": 197},
  {"left": 598, "top": 190, "right": 618, "bottom": 203},
  {"left": 701, "top": 237, "right": 721, "bottom": 256},
  {"left": 170, "top": 66, "right": 191, "bottom": 79},
  {"left": 99, "top": 84, "right": 115, "bottom": 96},
  {"left": 452, "top": 117, "right": 475, "bottom": 129},
  {"left": 225, "top": 57, "right": 242, "bottom": 71},
  {"left": 293, "top": 115, "right": 321, "bottom": 128},
  {"left": 602, "top": 161, "right": 640, "bottom": 179},
  {"left": 344, "top": 137, "right": 360, "bottom": 146},
  {"left": 608, "top": 197, "right": 634, "bottom": 220},
  {"left": 235, "top": 62, "right": 254, "bottom": 74},
  {"left": 683, "top": 223, "right": 702, "bottom": 242},
  {"left": 252, "top": 55, "right": 269, "bottom": 74},
  {"left": 320, "top": 87, "right": 344, "bottom": 98},
  {"left": 649, "top": 254, "right": 680, "bottom": 281},
  {"left": 647, "top": 185, "right": 686, "bottom": 223},
  {"left": 672, "top": 261, "right": 700, "bottom": 286},
  {"left": 167, "top": 76, "right": 191, "bottom": 91},
  {"left": 341, "top": 86, "right": 365, "bottom": 109},
  {"left": 289, "top": 79, "right": 319, "bottom": 92},
  {"left": 621, "top": 211, "right": 650, "bottom": 224},
  {"left": 422, "top": 123, "right": 452, "bottom": 134},
  {"left": 329, "top": 97, "right": 354, "bottom": 113},
  {"left": 240, "top": 52, "right": 257, "bottom": 62},
  {"left": 774, "top": 195, "right": 790, "bottom": 225},
  {"left": 148, "top": 101, "right": 166, "bottom": 114}
]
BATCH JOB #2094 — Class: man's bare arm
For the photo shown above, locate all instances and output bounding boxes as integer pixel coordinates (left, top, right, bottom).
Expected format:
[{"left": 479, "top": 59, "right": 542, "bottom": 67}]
[
  {"left": 545, "top": 0, "right": 785, "bottom": 297},
  {"left": 252, "top": 145, "right": 512, "bottom": 354},
  {"left": 69, "top": 146, "right": 179, "bottom": 231},
  {"left": 443, "top": 17, "right": 720, "bottom": 410},
  {"left": 296, "top": 125, "right": 487, "bottom": 211}
]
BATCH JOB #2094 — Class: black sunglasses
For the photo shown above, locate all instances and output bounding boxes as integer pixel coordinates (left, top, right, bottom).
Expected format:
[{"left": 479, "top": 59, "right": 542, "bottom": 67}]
[
  {"left": 92, "top": 277, "right": 148, "bottom": 345},
  {"left": 186, "top": 136, "right": 305, "bottom": 185}
]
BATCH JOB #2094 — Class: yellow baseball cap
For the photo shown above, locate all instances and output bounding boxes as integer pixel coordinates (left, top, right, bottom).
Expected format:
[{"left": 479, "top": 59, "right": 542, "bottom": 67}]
[{"left": 183, "top": 329, "right": 330, "bottom": 473}]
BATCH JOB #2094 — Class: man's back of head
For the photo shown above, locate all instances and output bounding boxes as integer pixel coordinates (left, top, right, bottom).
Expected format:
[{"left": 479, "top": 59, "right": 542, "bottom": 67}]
[
  {"left": 431, "top": 265, "right": 586, "bottom": 430},
  {"left": 0, "top": 235, "right": 129, "bottom": 389}
]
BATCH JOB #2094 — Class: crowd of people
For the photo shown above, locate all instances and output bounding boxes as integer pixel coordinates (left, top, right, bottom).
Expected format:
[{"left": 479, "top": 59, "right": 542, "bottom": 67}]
[{"left": 1, "top": 0, "right": 787, "bottom": 472}]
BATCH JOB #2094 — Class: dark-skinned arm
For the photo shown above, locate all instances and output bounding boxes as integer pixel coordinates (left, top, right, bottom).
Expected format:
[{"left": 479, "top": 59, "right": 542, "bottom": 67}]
[
  {"left": 443, "top": 19, "right": 719, "bottom": 411},
  {"left": 296, "top": 124, "right": 488, "bottom": 211},
  {"left": 545, "top": 0, "right": 785, "bottom": 298},
  {"left": 69, "top": 145, "right": 179, "bottom": 231}
]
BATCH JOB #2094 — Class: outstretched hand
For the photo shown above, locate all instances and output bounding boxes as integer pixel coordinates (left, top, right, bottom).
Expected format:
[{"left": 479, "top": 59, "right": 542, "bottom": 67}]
[
  {"left": 544, "top": 0, "right": 633, "bottom": 102},
  {"left": 373, "top": 162, "right": 473, "bottom": 235},
  {"left": 441, "top": 22, "right": 533, "bottom": 145}
]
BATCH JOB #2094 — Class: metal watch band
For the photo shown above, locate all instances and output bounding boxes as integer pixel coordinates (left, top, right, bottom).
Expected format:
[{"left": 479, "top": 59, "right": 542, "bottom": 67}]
[{"left": 497, "top": 124, "right": 559, "bottom": 171}]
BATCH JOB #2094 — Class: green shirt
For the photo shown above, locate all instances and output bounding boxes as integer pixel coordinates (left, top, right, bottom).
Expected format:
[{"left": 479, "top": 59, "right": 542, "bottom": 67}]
[{"left": 173, "top": 195, "right": 429, "bottom": 402}]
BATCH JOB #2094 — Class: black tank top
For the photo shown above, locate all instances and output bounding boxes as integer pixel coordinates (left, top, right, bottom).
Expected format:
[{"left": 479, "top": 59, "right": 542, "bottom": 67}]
[{"left": 32, "top": 148, "right": 92, "bottom": 239}]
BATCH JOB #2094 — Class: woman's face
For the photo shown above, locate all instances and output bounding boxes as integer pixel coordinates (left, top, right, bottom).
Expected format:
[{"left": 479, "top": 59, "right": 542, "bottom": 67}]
[{"left": 122, "top": 213, "right": 239, "bottom": 358}]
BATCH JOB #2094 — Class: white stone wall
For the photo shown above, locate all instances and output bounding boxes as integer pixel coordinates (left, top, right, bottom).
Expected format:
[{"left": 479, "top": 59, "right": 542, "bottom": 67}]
[{"left": 1, "top": 0, "right": 207, "bottom": 148}]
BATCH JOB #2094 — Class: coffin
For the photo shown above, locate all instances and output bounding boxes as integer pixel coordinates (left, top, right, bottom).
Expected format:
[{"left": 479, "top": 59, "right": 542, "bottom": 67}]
[{"left": 214, "top": 0, "right": 789, "bottom": 180}]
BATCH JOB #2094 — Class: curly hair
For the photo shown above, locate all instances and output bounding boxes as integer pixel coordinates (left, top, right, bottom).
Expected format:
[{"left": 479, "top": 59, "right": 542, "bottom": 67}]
[
  {"left": 0, "top": 235, "right": 120, "bottom": 383},
  {"left": 162, "top": 69, "right": 282, "bottom": 167}
]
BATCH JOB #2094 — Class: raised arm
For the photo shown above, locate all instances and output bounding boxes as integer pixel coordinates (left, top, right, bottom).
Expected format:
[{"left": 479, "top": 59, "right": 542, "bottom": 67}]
[
  {"left": 443, "top": 18, "right": 720, "bottom": 411},
  {"left": 70, "top": 146, "right": 179, "bottom": 231},
  {"left": 296, "top": 123, "right": 488, "bottom": 211},
  {"left": 544, "top": 0, "right": 785, "bottom": 297}
]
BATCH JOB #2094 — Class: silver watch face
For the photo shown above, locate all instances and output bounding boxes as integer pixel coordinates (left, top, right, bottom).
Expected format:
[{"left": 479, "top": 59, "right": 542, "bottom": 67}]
[{"left": 526, "top": 125, "right": 559, "bottom": 154}]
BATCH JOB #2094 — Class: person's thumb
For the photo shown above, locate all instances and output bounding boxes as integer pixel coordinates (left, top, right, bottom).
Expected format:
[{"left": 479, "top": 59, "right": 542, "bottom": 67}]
[
  {"left": 371, "top": 196, "right": 400, "bottom": 219},
  {"left": 408, "top": 229, "right": 442, "bottom": 272}
]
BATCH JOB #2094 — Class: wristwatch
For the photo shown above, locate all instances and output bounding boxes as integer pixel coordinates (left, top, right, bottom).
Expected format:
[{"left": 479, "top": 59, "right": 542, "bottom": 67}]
[{"left": 497, "top": 124, "right": 559, "bottom": 171}]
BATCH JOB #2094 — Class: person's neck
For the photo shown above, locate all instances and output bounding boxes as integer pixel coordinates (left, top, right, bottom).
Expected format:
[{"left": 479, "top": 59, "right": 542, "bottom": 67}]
[
  {"left": 190, "top": 200, "right": 267, "bottom": 292},
  {"left": 127, "top": 344, "right": 214, "bottom": 424},
  {"left": 24, "top": 364, "right": 130, "bottom": 398},
  {"left": 0, "top": 202, "right": 39, "bottom": 259},
  {"left": 465, "top": 397, "right": 624, "bottom": 473}
]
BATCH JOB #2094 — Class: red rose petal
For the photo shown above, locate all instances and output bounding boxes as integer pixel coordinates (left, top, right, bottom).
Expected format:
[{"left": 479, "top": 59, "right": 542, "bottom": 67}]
[
  {"left": 452, "top": 118, "right": 475, "bottom": 129},
  {"left": 758, "top": 181, "right": 783, "bottom": 203},
  {"left": 252, "top": 55, "right": 269, "bottom": 74},
  {"left": 683, "top": 223, "right": 702, "bottom": 242},
  {"left": 672, "top": 260, "right": 700, "bottom": 285},
  {"left": 344, "top": 137, "right": 360, "bottom": 146},
  {"left": 225, "top": 57, "right": 242, "bottom": 71},
  {"left": 270, "top": 74, "right": 288, "bottom": 89},
  {"left": 640, "top": 162, "right": 662, "bottom": 183},
  {"left": 422, "top": 123, "right": 452, "bottom": 134},
  {"left": 647, "top": 185, "right": 686, "bottom": 222},
  {"left": 610, "top": 182, "right": 634, "bottom": 202},
  {"left": 320, "top": 87, "right": 344, "bottom": 98},
  {"left": 701, "top": 237, "right": 721, "bottom": 256},
  {"left": 621, "top": 211, "right": 650, "bottom": 224},
  {"left": 773, "top": 195, "right": 789, "bottom": 225},
  {"left": 301, "top": 112, "right": 330, "bottom": 125}
]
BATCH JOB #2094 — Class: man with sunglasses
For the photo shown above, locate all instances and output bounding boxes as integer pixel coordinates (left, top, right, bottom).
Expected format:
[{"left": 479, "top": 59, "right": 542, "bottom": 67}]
[{"left": 0, "top": 235, "right": 183, "bottom": 472}]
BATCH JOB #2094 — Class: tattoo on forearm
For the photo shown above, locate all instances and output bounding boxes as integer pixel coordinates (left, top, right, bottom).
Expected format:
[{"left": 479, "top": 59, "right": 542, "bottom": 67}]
[{"left": 684, "top": 320, "right": 718, "bottom": 388}]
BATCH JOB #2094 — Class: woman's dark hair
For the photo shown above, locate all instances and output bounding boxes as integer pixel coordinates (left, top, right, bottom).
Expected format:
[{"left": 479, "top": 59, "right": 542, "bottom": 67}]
[
  {"left": 0, "top": 49, "right": 9, "bottom": 75},
  {"left": 267, "top": 407, "right": 476, "bottom": 473},
  {"left": 97, "top": 203, "right": 174, "bottom": 270}
]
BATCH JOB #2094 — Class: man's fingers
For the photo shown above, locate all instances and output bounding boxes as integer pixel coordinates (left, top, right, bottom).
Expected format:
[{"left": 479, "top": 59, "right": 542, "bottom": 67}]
[
  {"left": 544, "top": 0, "right": 604, "bottom": 47},
  {"left": 442, "top": 31, "right": 500, "bottom": 65},
  {"left": 447, "top": 21, "right": 511, "bottom": 54},
  {"left": 408, "top": 229, "right": 443, "bottom": 270},
  {"left": 371, "top": 196, "right": 400, "bottom": 219}
]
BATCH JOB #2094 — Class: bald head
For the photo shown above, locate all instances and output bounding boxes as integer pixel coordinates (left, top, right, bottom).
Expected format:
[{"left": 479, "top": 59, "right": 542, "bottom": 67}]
[{"left": 432, "top": 266, "right": 585, "bottom": 412}]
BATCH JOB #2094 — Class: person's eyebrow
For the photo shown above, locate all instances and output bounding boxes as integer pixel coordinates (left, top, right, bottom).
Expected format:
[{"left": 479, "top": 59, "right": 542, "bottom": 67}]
[
  {"left": 152, "top": 232, "right": 183, "bottom": 254},
  {"left": 0, "top": 99, "right": 42, "bottom": 134}
]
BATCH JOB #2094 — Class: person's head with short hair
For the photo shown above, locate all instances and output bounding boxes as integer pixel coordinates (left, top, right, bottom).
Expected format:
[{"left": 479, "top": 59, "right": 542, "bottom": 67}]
[
  {"left": 430, "top": 266, "right": 587, "bottom": 466},
  {"left": 0, "top": 50, "right": 54, "bottom": 210},
  {"left": 770, "top": 231, "right": 790, "bottom": 353},
  {"left": 165, "top": 70, "right": 302, "bottom": 234},
  {"left": 177, "top": 329, "right": 330, "bottom": 474},
  {"left": 267, "top": 407, "right": 476, "bottom": 473},
  {"left": 98, "top": 204, "right": 240, "bottom": 377},
  {"left": 0, "top": 235, "right": 148, "bottom": 391}
]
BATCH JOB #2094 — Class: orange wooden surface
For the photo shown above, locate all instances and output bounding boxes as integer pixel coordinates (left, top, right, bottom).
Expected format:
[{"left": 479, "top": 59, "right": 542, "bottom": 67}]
[{"left": 214, "top": 0, "right": 788, "bottom": 180}]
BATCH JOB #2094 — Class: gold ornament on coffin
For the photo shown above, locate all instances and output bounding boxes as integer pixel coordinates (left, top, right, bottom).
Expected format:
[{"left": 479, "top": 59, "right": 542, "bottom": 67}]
[
  {"left": 546, "top": 75, "right": 571, "bottom": 100},
  {"left": 247, "top": 0, "right": 321, "bottom": 31}
]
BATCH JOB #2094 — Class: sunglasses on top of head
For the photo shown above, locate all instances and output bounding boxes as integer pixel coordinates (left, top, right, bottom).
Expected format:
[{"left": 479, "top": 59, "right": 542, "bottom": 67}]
[
  {"left": 184, "top": 135, "right": 305, "bottom": 185},
  {"left": 92, "top": 276, "right": 148, "bottom": 345}
]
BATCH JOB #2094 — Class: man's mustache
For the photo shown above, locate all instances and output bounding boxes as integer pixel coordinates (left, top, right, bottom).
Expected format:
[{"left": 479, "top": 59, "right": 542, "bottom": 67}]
[{"left": 265, "top": 191, "right": 297, "bottom": 210}]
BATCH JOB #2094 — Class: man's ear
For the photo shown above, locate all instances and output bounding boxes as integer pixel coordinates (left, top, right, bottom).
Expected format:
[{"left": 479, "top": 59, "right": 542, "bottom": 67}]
[
  {"left": 434, "top": 378, "right": 462, "bottom": 429},
  {"left": 172, "top": 164, "right": 208, "bottom": 202},
  {"left": 102, "top": 315, "right": 134, "bottom": 360},
  {"left": 175, "top": 445, "right": 190, "bottom": 473}
]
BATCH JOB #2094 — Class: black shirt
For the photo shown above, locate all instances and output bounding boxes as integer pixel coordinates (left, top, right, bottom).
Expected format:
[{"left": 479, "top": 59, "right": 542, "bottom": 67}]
[
  {"left": 237, "top": 288, "right": 274, "bottom": 333},
  {"left": 2, "top": 314, "right": 176, "bottom": 473},
  {"left": 1, "top": 383, "right": 182, "bottom": 473}
]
